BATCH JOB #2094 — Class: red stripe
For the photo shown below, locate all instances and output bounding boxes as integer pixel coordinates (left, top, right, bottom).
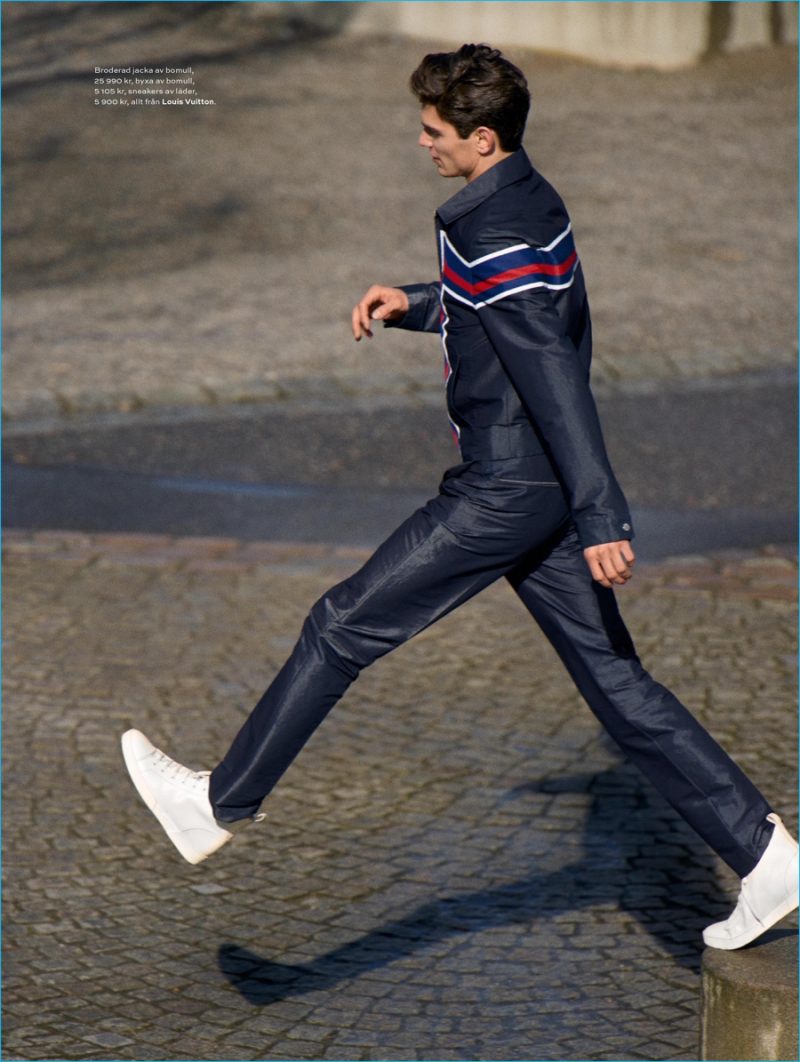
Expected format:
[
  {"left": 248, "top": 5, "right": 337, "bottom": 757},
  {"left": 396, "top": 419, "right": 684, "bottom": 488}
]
[
  {"left": 472, "top": 251, "right": 577, "bottom": 295},
  {"left": 444, "top": 252, "right": 577, "bottom": 297},
  {"left": 442, "top": 262, "right": 474, "bottom": 294}
]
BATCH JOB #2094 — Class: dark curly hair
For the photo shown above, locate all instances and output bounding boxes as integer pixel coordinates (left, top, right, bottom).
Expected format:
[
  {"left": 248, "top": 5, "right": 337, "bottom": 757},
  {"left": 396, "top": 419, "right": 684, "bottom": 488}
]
[{"left": 409, "top": 43, "right": 530, "bottom": 152}]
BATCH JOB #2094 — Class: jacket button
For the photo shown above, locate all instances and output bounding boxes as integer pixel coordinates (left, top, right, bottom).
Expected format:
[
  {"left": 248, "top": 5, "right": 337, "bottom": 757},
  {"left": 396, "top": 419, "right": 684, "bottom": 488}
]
[{"left": 622, "top": 523, "right": 631, "bottom": 531}]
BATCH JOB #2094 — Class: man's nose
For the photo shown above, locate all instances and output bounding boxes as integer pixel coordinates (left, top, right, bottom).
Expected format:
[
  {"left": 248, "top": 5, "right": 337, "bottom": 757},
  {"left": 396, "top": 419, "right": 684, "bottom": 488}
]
[{"left": 418, "top": 131, "right": 432, "bottom": 148}]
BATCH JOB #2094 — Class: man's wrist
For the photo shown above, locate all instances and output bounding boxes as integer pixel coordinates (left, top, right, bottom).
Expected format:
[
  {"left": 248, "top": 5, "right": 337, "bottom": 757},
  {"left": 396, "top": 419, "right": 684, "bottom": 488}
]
[
  {"left": 384, "top": 283, "right": 436, "bottom": 332},
  {"left": 574, "top": 513, "right": 634, "bottom": 549}
]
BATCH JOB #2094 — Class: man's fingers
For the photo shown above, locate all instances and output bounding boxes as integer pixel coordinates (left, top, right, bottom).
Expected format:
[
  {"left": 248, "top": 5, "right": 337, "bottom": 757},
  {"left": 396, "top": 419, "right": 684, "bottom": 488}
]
[
  {"left": 352, "top": 286, "right": 409, "bottom": 341},
  {"left": 607, "top": 551, "right": 632, "bottom": 579},
  {"left": 584, "top": 541, "right": 635, "bottom": 587},
  {"left": 351, "top": 304, "right": 370, "bottom": 340},
  {"left": 352, "top": 296, "right": 375, "bottom": 341},
  {"left": 605, "top": 549, "right": 633, "bottom": 583},
  {"left": 584, "top": 546, "right": 603, "bottom": 579},
  {"left": 370, "top": 292, "right": 405, "bottom": 321},
  {"left": 353, "top": 287, "right": 385, "bottom": 341},
  {"left": 598, "top": 555, "right": 623, "bottom": 585},
  {"left": 351, "top": 304, "right": 363, "bottom": 340},
  {"left": 361, "top": 296, "right": 376, "bottom": 336},
  {"left": 585, "top": 553, "right": 611, "bottom": 588}
]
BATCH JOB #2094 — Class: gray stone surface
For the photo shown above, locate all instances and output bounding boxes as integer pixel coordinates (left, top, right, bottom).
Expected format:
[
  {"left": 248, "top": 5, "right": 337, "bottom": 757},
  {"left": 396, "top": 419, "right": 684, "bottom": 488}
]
[
  {"left": 3, "top": 530, "right": 797, "bottom": 1061},
  {"left": 3, "top": 21, "right": 797, "bottom": 422},
  {"left": 702, "top": 931, "right": 799, "bottom": 1060}
]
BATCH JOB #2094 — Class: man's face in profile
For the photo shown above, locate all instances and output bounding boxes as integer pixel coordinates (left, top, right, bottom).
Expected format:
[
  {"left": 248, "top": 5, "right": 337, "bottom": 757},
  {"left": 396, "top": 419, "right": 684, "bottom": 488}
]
[{"left": 417, "top": 104, "right": 482, "bottom": 181}]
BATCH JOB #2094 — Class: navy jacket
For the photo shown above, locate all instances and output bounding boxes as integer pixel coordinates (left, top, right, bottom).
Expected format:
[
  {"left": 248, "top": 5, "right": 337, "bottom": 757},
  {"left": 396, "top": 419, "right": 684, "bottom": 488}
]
[{"left": 389, "top": 148, "right": 633, "bottom": 549}]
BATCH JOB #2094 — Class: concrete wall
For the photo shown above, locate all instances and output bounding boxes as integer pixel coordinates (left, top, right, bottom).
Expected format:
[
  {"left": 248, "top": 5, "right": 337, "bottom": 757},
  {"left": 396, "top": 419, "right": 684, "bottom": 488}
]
[
  {"left": 701, "top": 934, "right": 799, "bottom": 1061},
  {"left": 348, "top": 2, "right": 798, "bottom": 70}
]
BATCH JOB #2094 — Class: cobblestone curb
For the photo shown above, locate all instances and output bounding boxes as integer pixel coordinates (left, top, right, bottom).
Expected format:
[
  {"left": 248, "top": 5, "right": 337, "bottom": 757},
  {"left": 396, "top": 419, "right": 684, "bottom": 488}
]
[
  {"left": 1, "top": 373, "right": 446, "bottom": 427},
  {"left": 3, "top": 529, "right": 796, "bottom": 600}
]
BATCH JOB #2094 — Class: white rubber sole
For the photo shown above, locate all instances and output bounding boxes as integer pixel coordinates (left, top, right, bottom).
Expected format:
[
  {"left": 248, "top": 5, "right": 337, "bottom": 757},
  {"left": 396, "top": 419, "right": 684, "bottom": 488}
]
[
  {"left": 703, "top": 892, "right": 799, "bottom": 950},
  {"left": 121, "top": 730, "right": 229, "bottom": 865}
]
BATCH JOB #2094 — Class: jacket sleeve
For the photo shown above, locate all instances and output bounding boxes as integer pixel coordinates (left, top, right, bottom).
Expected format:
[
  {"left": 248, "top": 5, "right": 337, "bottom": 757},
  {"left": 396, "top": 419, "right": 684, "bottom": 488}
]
[
  {"left": 477, "top": 289, "right": 633, "bottom": 548},
  {"left": 383, "top": 282, "right": 441, "bottom": 334}
]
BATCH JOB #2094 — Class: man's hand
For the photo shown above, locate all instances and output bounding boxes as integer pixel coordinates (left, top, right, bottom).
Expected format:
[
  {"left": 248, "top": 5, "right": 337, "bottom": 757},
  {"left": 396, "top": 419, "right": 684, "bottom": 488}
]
[
  {"left": 352, "top": 285, "right": 410, "bottom": 340},
  {"left": 583, "top": 540, "right": 635, "bottom": 588}
]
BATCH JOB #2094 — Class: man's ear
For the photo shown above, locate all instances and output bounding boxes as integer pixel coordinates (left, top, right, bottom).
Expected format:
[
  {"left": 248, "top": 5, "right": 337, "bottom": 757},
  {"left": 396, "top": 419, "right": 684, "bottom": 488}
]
[{"left": 474, "top": 126, "right": 498, "bottom": 157}]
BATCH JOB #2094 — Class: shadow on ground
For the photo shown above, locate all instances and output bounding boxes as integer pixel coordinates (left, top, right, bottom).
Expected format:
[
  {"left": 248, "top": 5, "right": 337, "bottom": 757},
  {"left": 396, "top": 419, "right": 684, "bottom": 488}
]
[{"left": 219, "top": 760, "right": 728, "bottom": 1005}]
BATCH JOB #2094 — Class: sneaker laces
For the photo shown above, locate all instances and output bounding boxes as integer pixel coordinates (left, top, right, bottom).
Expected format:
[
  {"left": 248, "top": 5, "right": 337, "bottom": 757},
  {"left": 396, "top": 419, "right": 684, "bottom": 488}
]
[
  {"left": 147, "top": 746, "right": 266, "bottom": 817},
  {"left": 148, "top": 748, "right": 209, "bottom": 790}
]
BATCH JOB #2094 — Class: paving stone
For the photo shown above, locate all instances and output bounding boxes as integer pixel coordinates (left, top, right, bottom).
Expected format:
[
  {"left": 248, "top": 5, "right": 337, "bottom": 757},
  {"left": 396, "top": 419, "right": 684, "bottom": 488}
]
[{"left": 3, "top": 536, "right": 796, "bottom": 1060}]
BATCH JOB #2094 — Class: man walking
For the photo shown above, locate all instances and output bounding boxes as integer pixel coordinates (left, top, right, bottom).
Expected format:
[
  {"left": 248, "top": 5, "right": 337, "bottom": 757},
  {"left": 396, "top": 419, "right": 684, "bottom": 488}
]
[{"left": 123, "top": 44, "right": 797, "bottom": 951}]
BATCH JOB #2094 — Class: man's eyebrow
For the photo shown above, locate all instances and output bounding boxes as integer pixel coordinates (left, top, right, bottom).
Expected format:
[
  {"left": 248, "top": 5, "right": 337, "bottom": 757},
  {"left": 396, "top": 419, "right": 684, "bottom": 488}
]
[{"left": 422, "top": 123, "right": 441, "bottom": 135}]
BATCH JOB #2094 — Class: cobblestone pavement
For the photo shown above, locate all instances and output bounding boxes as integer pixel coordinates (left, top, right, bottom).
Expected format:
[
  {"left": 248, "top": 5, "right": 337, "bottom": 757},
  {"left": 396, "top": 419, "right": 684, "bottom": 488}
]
[
  {"left": 3, "top": 531, "right": 797, "bottom": 1061},
  {"left": 4, "top": 30, "right": 796, "bottom": 423}
]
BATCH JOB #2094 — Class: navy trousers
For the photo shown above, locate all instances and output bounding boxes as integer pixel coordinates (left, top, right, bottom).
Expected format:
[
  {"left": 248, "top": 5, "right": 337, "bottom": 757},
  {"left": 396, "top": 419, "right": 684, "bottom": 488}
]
[{"left": 209, "top": 457, "right": 773, "bottom": 876}]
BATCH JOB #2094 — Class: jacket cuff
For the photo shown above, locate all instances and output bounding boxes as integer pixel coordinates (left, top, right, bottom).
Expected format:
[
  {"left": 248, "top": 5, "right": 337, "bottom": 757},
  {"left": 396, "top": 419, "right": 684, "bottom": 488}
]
[
  {"left": 574, "top": 513, "right": 635, "bottom": 549},
  {"left": 384, "top": 283, "right": 438, "bottom": 332}
]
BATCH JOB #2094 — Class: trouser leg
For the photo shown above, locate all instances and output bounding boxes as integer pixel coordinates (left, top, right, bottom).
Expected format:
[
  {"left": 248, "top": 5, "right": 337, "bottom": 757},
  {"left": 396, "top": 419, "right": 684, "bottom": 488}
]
[
  {"left": 210, "top": 480, "right": 569, "bottom": 822},
  {"left": 508, "top": 524, "right": 774, "bottom": 877}
]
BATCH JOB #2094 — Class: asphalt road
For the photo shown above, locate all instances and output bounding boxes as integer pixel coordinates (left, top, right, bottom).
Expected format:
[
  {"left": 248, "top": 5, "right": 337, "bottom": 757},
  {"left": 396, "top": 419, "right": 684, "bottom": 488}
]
[{"left": 4, "top": 374, "right": 796, "bottom": 560}]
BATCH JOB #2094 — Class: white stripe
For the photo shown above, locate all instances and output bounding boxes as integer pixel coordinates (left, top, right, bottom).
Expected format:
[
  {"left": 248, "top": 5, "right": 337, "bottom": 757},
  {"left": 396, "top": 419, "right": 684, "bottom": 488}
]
[
  {"left": 444, "top": 271, "right": 577, "bottom": 308},
  {"left": 474, "top": 275, "right": 576, "bottom": 307},
  {"left": 468, "top": 242, "right": 531, "bottom": 267},
  {"left": 439, "top": 229, "right": 449, "bottom": 269},
  {"left": 441, "top": 281, "right": 477, "bottom": 309},
  {"left": 437, "top": 237, "right": 461, "bottom": 440},
  {"left": 441, "top": 231, "right": 475, "bottom": 269},
  {"left": 441, "top": 224, "right": 572, "bottom": 268},
  {"left": 540, "top": 222, "right": 572, "bottom": 254},
  {"left": 443, "top": 231, "right": 529, "bottom": 269}
]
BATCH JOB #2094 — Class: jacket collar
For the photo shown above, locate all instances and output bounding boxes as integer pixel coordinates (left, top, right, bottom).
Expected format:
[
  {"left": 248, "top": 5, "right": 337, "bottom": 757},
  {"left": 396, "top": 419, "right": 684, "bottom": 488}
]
[{"left": 436, "top": 148, "right": 533, "bottom": 225}]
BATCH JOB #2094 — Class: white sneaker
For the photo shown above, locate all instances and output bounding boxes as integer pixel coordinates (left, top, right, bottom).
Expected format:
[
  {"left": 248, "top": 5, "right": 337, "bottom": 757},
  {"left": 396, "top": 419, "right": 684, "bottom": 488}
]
[
  {"left": 703, "top": 813, "right": 799, "bottom": 950},
  {"left": 121, "top": 729, "right": 236, "bottom": 865}
]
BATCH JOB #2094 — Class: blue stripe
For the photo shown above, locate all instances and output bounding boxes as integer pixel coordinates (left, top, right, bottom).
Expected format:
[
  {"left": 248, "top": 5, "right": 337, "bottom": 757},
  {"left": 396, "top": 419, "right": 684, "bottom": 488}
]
[
  {"left": 441, "top": 231, "right": 578, "bottom": 306},
  {"left": 442, "top": 245, "right": 473, "bottom": 284},
  {"left": 471, "top": 233, "right": 576, "bottom": 286}
]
